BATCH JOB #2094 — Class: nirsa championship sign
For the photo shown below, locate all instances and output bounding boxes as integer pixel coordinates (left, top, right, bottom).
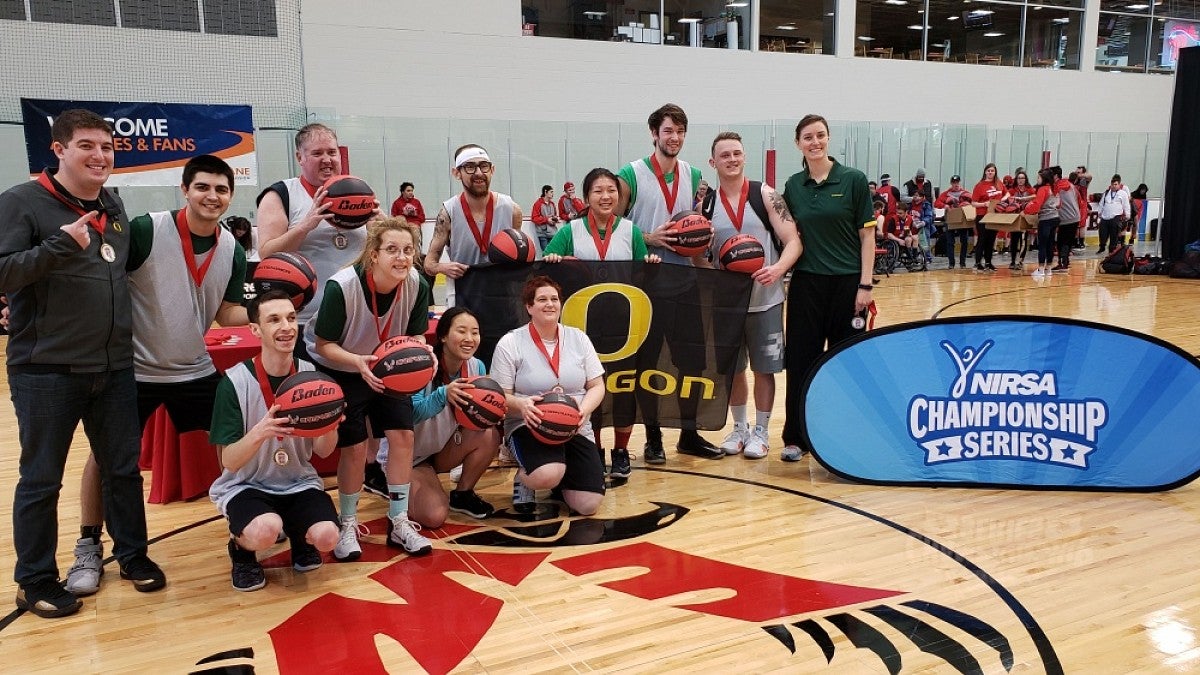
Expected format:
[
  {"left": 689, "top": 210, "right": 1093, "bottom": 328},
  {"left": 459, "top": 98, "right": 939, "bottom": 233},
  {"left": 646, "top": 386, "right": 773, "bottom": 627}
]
[{"left": 802, "top": 317, "right": 1200, "bottom": 490}]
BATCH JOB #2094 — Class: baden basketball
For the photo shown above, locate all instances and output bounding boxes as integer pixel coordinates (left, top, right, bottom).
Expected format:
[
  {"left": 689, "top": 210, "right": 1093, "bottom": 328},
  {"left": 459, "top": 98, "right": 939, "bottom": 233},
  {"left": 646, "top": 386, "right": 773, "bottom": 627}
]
[
  {"left": 453, "top": 376, "right": 507, "bottom": 431},
  {"left": 719, "top": 233, "right": 766, "bottom": 273},
  {"left": 370, "top": 336, "right": 435, "bottom": 397},
  {"left": 274, "top": 371, "right": 346, "bottom": 438},
  {"left": 321, "top": 175, "right": 375, "bottom": 229},
  {"left": 487, "top": 228, "right": 537, "bottom": 264},
  {"left": 252, "top": 252, "right": 318, "bottom": 309},
  {"left": 666, "top": 211, "right": 714, "bottom": 257},
  {"left": 529, "top": 392, "right": 582, "bottom": 445}
]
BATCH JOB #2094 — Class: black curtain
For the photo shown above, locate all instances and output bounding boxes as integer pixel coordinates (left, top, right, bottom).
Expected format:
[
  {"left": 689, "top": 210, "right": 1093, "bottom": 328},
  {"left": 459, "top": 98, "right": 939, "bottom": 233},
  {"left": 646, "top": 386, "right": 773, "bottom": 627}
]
[{"left": 1161, "top": 46, "right": 1200, "bottom": 259}]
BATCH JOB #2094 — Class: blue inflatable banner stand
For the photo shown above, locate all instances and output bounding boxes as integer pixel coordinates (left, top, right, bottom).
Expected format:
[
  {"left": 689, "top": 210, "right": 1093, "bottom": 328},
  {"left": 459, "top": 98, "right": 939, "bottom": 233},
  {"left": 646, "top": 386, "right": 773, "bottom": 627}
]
[{"left": 801, "top": 315, "right": 1200, "bottom": 491}]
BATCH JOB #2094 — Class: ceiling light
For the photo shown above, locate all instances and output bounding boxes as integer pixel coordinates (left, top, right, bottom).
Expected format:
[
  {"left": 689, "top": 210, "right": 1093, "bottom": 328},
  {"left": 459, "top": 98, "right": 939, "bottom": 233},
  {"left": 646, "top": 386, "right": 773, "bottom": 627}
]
[
  {"left": 776, "top": 24, "right": 797, "bottom": 29},
  {"left": 678, "top": 18, "right": 702, "bottom": 23},
  {"left": 583, "top": 11, "right": 606, "bottom": 17},
  {"left": 948, "top": 15, "right": 960, "bottom": 19},
  {"left": 918, "top": 9, "right": 925, "bottom": 13},
  {"left": 884, "top": 0, "right": 909, "bottom": 4},
  {"left": 858, "top": 35, "right": 876, "bottom": 40},
  {"left": 826, "top": 11, "right": 835, "bottom": 15},
  {"left": 1126, "top": 3, "right": 1149, "bottom": 8},
  {"left": 1052, "top": 17, "right": 1070, "bottom": 23},
  {"left": 983, "top": 31, "right": 1004, "bottom": 36},
  {"left": 726, "top": 1, "right": 749, "bottom": 6},
  {"left": 969, "top": 9, "right": 995, "bottom": 15}
]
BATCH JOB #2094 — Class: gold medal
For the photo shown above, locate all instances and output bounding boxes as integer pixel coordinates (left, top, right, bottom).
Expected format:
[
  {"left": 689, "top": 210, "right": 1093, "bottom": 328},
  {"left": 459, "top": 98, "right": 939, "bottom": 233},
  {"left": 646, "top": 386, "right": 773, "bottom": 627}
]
[
  {"left": 100, "top": 242, "right": 117, "bottom": 263},
  {"left": 273, "top": 448, "right": 290, "bottom": 466}
]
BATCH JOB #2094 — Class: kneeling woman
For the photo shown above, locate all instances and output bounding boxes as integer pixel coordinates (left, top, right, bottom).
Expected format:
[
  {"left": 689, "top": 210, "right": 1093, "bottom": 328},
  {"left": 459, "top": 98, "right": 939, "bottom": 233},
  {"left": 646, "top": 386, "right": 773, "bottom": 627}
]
[
  {"left": 491, "top": 276, "right": 607, "bottom": 515},
  {"left": 404, "top": 306, "right": 502, "bottom": 526},
  {"left": 307, "top": 218, "right": 434, "bottom": 559}
]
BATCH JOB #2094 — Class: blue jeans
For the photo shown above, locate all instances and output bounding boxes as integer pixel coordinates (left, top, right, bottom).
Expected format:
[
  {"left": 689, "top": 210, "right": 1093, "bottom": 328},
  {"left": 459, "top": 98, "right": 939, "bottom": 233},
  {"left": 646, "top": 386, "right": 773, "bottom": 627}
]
[{"left": 10, "top": 368, "right": 148, "bottom": 586}]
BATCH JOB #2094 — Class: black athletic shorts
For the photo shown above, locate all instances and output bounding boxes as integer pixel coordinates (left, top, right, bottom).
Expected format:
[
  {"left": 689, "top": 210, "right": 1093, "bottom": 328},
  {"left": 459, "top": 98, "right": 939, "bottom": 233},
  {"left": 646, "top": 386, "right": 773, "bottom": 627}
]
[
  {"left": 225, "top": 487, "right": 338, "bottom": 539},
  {"left": 320, "top": 366, "right": 414, "bottom": 447},
  {"left": 507, "top": 426, "right": 606, "bottom": 496},
  {"left": 137, "top": 372, "right": 223, "bottom": 432}
]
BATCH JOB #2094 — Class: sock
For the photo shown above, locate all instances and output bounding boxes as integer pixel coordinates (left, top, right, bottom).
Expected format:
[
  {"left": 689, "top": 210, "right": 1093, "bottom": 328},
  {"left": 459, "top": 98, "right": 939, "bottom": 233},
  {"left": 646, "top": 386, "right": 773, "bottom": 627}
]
[
  {"left": 731, "top": 405, "right": 748, "bottom": 427},
  {"left": 755, "top": 410, "right": 771, "bottom": 429},
  {"left": 614, "top": 429, "right": 631, "bottom": 450},
  {"left": 593, "top": 429, "right": 602, "bottom": 449},
  {"left": 646, "top": 425, "right": 662, "bottom": 443},
  {"left": 388, "top": 483, "right": 411, "bottom": 519},
  {"left": 81, "top": 524, "right": 103, "bottom": 544},
  {"left": 338, "top": 491, "right": 360, "bottom": 520}
]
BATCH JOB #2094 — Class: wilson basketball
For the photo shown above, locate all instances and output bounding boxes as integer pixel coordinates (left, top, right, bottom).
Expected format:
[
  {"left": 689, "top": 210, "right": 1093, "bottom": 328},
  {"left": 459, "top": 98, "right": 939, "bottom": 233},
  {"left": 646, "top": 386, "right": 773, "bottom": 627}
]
[
  {"left": 274, "top": 371, "right": 346, "bottom": 438},
  {"left": 667, "top": 211, "right": 714, "bottom": 257},
  {"left": 252, "top": 252, "right": 318, "bottom": 309},
  {"left": 719, "top": 234, "right": 766, "bottom": 274},
  {"left": 487, "top": 228, "right": 537, "bottom": 264},
  {"left": 453, "top": 376, "right": 507, "bottom": 431},
  {"left": 370, "top": 336, "right": 436, "bottom": 397},
  {"left": 529, "top": 392, "right": 582, "bottom": 445},
  {"left": 321, "top": 175, "right": 375, "bottom": 229}
]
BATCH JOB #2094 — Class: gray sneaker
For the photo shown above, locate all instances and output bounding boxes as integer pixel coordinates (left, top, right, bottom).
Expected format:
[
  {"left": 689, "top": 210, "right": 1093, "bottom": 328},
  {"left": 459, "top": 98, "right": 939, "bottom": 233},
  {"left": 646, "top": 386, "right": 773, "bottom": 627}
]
[
  {"left": 65, "top": 538, "right": 103, "bottom": 596},
  {"left": 781, "top": 445, "right": 805, "bottom": 462}
]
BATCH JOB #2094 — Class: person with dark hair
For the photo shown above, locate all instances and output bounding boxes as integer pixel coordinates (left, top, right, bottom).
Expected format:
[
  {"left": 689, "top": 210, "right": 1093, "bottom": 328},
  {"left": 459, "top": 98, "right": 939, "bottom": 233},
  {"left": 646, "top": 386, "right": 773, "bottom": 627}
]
[
  {"left": 308, "top": 219, "right": 433, "bottom": 560},
  {"left": 542, "top": 167, "right": 661, "bottom": 481},
  {"left": 67, "top": 154, "right": 249, "bottom": 597},
  {"left": 780, "top": 114, "right": 875, "bottom": 462},
  {"left": 1052, "top": 170, "right": 1086, "bottom": 272},
  {"left": 491, "top": 276, "right": 607, "bottom": 516},
  {"left": 530, "top": 184, "right": 561, "bottom": 249},
  {"left": 904, "top": 168, "right": 934, "bottom": 204},
  {"left": 1097, "top": 174, "right": 1131, "bottom": 254},
  {"left": 616, "top": 103, "right": 722, "bottom": 464},
  {"left": 224, "top": 216, "right": 255, "bottom": 259},
  {"left": 390, "top": 181, "right": 426, "bottom": 224},
  {"left": 934, "top": 174, "right": 973, "bottom": 269},
  {"left": 1002, "top": 170, "right": 1036, "bottom": 269},
  {"left": 1024, "top": 167, "right": 1061, "bottom": 278},
  {"left": 0, "top": 108, "right": 165, "bottom": 618},
  {"left": 391, "top": 306, "right": 502, "bottom": 524},
  {"left": 208, "top": 290, "right": 341, "bottom": 592},
  {"left": 970, "top": 163, "right": 1005, "bottom": 271},
  {"left": 558, "top": 182, "right": 584, "bottom": 221}
]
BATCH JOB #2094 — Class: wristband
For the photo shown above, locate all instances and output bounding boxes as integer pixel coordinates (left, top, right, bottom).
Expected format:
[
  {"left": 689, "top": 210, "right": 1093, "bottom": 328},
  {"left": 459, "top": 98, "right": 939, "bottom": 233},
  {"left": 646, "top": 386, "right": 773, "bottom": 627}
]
[{"left": 858, "top": 284, "right": 873, "bottom": 291}]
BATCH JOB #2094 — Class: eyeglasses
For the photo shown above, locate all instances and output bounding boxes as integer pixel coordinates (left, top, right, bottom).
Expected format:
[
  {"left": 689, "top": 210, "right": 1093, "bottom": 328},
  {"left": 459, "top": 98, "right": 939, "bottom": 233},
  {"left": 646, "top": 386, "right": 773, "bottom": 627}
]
[
  {"left": 378, "top": 245, "right": 414, "bottom": 257},
  {"left": 459, "top": 162, "right": 493, "bottom": 174}
]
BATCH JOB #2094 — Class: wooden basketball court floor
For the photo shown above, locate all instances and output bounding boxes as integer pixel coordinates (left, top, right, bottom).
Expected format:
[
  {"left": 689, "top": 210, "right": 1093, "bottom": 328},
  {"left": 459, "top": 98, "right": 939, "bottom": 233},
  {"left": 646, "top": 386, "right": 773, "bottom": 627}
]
[{"left": 3, "top": 252, "right": 1199, "bottom": 674}]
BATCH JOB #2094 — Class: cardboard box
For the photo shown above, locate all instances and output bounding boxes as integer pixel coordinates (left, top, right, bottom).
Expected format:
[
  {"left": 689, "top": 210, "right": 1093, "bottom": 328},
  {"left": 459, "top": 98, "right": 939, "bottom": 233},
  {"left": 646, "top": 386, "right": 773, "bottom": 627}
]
[
  {"left": 981, "top": 211, "right": 1025, "bottom": 232},
  {"left": 944, "top": 204, "right": 976, "bottom": 229},
  {"left": 1023, "top": 214, "right": 1039, "bottom": 229}
]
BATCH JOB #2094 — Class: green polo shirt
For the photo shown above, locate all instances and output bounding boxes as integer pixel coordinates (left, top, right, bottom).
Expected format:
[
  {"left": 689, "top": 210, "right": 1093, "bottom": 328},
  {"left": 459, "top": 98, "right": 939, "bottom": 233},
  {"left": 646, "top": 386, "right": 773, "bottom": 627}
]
[{"left": 782, "top": 159, "right": 875, "bottom": 276}]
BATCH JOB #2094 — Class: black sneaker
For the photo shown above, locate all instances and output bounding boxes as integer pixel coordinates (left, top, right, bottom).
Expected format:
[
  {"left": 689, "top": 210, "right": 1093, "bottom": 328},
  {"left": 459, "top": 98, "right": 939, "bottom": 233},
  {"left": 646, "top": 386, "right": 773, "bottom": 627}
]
[
  {"left": 228, "top": 541, "right": 266, "bottom": 592},
  {"left": 974, "top": 263, "right": 985, "bottom": 271},
  {"left": 610, "top": 448, "right": 632, "bottom": 479},
  {"left": 676, "top": 431, "right": 724, "bottom": 459},
  {"left": 643, "top": 436, "right": 666, "bottom": 465},
  {"left": 119, "top": 553, "right": 166, "bottom": 593},
  {"left": 291, "top": 540, "right": 323, "bottom": 573},
  {"left": 15, "top": 579, "right": 82, "bottom": 618},
  {"left": 985, "top": 263, "right": 997, "bottom": 271},
  {"left": 449, "top": 489, "right": 496, "bottom": 519},
  {"left": 363, "top": 461, "right": 388, "bottom": 498}
]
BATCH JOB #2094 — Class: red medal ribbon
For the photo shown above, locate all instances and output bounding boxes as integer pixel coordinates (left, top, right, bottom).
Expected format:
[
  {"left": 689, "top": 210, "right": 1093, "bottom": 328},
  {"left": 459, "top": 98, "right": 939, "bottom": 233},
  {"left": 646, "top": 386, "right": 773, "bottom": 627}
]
[
  {"left": 649, "top": 155, "right": 681, "bottom": 214},
  {"left": 527, "top": 322, "right": 560, "bottom": 380},
  {"left": 175, "top": 209, "right": 221, "bottom": 289},
  {"left": 440, "top": 358, "right": 470, "bottom": 385},
  {"left": 586, "top": 212, "right": 616, "bottom": 261},
  {"left": 298, "top": 176, "right": 320, "bottom": 198},
  {"left": 254, "top": 356, "right": 297, "bottom": 408},
  {"left": 36, "top": 171, "right": 108, "bottom": 235},
  {"left": 719, "top": 179, "right": 750, "bottom": 233},
  {"left": 459, "top": 192, "right": 495, "bottom": 256},
  {"left": 365, "top": 269, "right": 400, "bottom": 344}
]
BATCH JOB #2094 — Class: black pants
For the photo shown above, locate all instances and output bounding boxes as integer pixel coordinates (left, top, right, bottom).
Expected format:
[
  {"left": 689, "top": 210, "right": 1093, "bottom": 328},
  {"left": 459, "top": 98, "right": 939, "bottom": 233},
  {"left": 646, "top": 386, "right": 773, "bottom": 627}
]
[
  {"left": 946, "top": 228, "right": 971, "bottom": 267},
  {"left": 782, "top": 272, "right": 864, "bottom": 447},
  {"left": 974, "top": 218, "right": 997, "bottom": 266},
  {"left": 1098, "top": 217, "right": 1123, "bottom": 252},
  {"left": 1056, "top": 222, "right": 1078, "bottom": 268}
]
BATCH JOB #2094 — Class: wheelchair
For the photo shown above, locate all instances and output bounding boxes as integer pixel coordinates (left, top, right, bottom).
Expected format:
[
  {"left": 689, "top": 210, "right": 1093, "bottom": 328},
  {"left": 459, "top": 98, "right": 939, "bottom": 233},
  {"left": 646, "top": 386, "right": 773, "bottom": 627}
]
[{"left": 874, "top": 238, "right": 927, "bottom": 275}]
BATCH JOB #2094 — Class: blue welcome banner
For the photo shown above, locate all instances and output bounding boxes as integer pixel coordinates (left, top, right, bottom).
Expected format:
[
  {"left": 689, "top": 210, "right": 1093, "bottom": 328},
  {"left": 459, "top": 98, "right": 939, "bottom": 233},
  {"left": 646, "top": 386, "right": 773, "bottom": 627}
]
[
  {"left": 802, "top": 316, "right": 1200, "bottom": 490},
  {"left": 21, "top": 98, "right": 256, "bottom": 187}
]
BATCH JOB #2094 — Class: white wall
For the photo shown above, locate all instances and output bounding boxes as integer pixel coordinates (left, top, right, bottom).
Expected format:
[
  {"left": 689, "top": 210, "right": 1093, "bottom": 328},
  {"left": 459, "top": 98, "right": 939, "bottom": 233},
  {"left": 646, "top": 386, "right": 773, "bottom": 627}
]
[{"left": 299, "top": 0, "right": 1175, "bottom": 133}]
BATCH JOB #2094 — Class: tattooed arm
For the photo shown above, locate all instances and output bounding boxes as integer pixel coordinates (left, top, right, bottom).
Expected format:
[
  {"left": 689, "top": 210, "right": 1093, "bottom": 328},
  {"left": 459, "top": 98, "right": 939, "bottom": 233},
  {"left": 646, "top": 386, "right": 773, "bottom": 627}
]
[
  {"left": 423, "top": 207, "right": 468, "bottom": 279},
  {"left": 751, "top": 185, "right": 803, "bottom": 286}
]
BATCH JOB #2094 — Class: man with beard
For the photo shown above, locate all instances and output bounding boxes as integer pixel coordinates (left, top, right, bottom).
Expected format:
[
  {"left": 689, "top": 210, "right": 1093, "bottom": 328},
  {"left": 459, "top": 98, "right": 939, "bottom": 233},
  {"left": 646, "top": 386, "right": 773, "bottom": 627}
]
[
  {"left": 423, "top": 144, "right": 528, "bottom": 315},
  {"left": 616, "top": 103, "right": 723, "bottom": 465},
  {"left": 256, "top": 124, "right": 367, "bottom": 355}
]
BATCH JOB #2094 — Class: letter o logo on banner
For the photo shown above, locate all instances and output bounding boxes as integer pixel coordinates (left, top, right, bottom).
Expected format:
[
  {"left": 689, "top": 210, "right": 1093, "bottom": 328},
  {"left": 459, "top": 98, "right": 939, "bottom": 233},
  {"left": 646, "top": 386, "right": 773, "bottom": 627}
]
[{"left": 561, "top": 283, "right": 651, "bottom": 363}]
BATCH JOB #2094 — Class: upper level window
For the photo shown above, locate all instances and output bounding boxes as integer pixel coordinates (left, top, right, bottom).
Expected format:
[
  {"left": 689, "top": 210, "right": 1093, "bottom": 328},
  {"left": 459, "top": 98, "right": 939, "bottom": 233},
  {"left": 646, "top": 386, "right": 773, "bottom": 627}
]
[{"left": 1097, "top": 0, "right": 1197, "bottom": 73}]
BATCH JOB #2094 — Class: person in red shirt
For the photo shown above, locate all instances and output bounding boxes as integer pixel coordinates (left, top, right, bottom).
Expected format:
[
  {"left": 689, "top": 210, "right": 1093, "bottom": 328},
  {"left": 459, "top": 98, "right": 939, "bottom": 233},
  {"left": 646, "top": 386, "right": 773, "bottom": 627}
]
[
  {"left": 557, "top": 181, "right": 584, "bottom": 221},
  {"left": 389, "top": 182, "right": 426, "bottom": 223},
  {"left": 1023, "top": 167, "right": 1061, "bottom": 278},
  {"left": 530, "top": 184, "right": 560, "bottom": 249},
  {"left": 935, "top": 174, "right": 973, "bottom": 269},
  {"left": 971, "top": 163, "right": 1005, "bottom": 271},
  {"left": 1003, "top": 170, "right": 1036, "bottom": 269}
]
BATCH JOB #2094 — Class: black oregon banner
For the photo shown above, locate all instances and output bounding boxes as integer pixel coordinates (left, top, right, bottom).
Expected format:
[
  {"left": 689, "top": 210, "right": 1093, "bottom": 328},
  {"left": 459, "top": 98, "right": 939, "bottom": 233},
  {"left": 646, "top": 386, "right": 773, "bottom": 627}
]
[{"left": 455, "top": 261, "right": 753, "bottom": 430}]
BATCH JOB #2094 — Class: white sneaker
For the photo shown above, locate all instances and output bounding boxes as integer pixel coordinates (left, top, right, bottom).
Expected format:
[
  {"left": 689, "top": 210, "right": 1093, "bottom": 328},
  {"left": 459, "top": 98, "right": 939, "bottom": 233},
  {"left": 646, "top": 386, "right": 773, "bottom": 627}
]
[
  {"left": 781, "top": 445, "right": 805, "bottom": 462},
  {"left": 65, "top": 537, "right": 104, "bottom": 596},
  {"left": 720, "top": 424, "right": 749, "bottom": 455},
  {"left": 743, "top": 426, "right": 770, "bottom": 459},
  {"left": 512, "top": 475, "right": 536, "bottom": 514},
  {"left": 1031, "top": 269, "right": 1045, "bottom": 279},
  {"left": 333, "top": 515, "right": 367, "bottom": 562},
  {"left": 388, "top": 513, "right": 432, "bottom": 555}
]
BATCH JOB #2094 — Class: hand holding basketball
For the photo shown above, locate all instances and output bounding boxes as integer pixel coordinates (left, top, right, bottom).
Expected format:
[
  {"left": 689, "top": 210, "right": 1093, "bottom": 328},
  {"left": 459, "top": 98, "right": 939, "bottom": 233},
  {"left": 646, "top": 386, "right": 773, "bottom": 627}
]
[
  {"left": 299, "top": 187, "right": 333, "bottom": 233},
  {"left": 518, "top": 394, "right": 544, "bottom": 428},
  {"left": 60, "top": 211, "right": 95, "bottom": 249},
  {"left": 644, "top": 221, "right": 677, "bottom": 249},
  {"left": 356, "top": 354, "right": 384, "bottom": 393},
  {"left": 252, "top": 404, "right": 294, "bottom": 441}
]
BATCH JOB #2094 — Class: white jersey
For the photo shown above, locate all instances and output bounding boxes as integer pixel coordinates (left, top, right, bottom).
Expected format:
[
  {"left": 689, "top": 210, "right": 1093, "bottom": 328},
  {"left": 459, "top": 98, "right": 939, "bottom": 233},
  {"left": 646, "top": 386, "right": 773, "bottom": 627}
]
[
  {"left": 441, "top": 191, "right": 535, "bottom": 305},
  {"left": 272, "top": 177, "right": 367, "bottom": 325},
  {"left": 490, "top": 324, "right": 604, "bottom": 440},
  {"left": 130, "top": 210, "right": 238, "bottom": 382},
  {"left": 708, "top": 184, "right": 784, "bottom": 312},
  {"left": 623, "top": 157, "right": 702, "bottom": 265},
  {"left": 567, "top": 216, "right": 635, "bottom": 260},
  {"left": 305, "top": 266, "right": 422, "bottom": 371}
]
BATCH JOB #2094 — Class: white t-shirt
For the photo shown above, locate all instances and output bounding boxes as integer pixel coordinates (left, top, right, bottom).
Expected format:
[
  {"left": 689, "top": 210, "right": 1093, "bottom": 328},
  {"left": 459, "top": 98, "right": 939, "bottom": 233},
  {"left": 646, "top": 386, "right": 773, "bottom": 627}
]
[{"left": 490, "top": 323, "right": 604, "bottom": 439}]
